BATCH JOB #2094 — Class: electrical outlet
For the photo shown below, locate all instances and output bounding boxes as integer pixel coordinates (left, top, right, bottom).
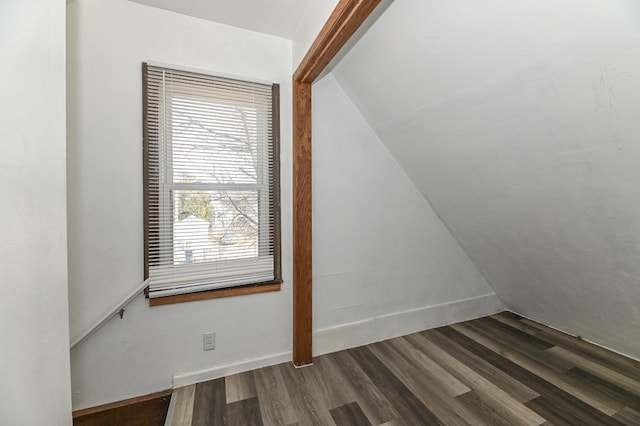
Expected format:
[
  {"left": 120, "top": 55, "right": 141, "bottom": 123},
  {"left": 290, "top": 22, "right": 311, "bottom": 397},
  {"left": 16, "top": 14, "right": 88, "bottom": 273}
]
[{"left": 203, "top": 332, "right": 215, "bottom": 351}]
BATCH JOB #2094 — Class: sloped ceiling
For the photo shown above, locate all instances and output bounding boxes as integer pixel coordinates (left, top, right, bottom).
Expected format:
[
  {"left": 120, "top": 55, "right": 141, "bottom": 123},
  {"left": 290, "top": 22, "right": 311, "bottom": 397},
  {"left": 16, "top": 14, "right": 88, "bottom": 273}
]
[
  {"left": 127, "top": 0, "right": 313, "bottom": 39},
  {"left": 332, "top": 0, "right": 640, "bottom": 357}
]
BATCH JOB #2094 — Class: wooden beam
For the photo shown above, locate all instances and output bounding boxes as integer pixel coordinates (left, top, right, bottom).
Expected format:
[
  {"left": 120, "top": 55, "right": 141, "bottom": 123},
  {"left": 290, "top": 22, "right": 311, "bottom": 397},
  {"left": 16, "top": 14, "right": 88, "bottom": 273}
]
[
  {"left": 292, "top": 0, "right": 382, "bottom": 366},
  {"left": 294, "top": 0, "right": 382, "bottom": 83},
  {"left": 293, "top": 81, "right": 313, "bottom": 366}
]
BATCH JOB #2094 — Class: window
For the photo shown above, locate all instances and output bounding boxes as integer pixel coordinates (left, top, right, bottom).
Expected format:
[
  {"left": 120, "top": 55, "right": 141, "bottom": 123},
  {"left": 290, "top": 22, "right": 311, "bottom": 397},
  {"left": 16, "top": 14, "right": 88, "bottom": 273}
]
[{"left": 143, "top": 63, "right": 281, "bottom": 301}]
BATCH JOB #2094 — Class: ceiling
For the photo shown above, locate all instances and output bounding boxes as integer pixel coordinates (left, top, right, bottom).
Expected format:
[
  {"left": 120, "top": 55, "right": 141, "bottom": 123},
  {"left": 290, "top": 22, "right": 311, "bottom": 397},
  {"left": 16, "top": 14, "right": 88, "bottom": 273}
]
[
  {"left": 127, "top": 0, "right": 313, "bottom": 39},
  {"left": 331, "top": 0, "right": 640, "bottom": 357}
]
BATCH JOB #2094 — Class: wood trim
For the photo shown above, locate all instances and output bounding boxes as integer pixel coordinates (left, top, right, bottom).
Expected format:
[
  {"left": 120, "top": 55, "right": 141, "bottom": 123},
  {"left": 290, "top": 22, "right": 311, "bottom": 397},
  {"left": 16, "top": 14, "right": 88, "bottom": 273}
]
[
  {"left": 293, "top": 81, "right": 313, "bottom": 366},
  {"left": 73, "top": 389, "right": 173, "bottom": 421},
  {"left": 272, "top": 83, "right": 282, "bottom": 282},
  {"left": 294, "top": 0, "right": 382, "bottom": 83},
  {"left": 292, "top": 0, "right": 382, "bottom": 366},
  {"left": 149, "top": 282, "right": 282, "bottom": 306},
  {"left": 142, "top": 62, "right": 150, "bottom": 281}
]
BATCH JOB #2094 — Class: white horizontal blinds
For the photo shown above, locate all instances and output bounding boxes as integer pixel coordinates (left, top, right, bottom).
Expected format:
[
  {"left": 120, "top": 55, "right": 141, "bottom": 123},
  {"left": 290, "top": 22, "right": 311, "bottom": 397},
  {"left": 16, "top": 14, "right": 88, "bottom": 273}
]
[{"left": 145, "top": 64, "right": 276, "bottom": 298}]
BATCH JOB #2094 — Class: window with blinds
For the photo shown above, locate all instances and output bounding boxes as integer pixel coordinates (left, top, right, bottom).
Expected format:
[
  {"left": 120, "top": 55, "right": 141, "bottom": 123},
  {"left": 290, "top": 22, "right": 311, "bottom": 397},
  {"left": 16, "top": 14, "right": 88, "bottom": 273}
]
[{"left": 143, "top": 63, "right": 281, "bottom": 299}]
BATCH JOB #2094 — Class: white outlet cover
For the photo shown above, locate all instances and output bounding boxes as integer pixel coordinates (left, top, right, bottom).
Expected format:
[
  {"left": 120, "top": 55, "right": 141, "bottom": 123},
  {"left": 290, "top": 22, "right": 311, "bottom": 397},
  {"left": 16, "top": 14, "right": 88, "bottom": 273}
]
[{"left": 203, "top": 332, "right": 215, "bottom": 351}]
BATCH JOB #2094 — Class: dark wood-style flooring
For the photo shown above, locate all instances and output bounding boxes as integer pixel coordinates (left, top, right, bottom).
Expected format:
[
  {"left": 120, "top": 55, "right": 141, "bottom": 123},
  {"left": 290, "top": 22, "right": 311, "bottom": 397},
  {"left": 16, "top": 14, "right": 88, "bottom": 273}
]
[{"left": 168, "top": 312, "right": 640, "bottom": 425}]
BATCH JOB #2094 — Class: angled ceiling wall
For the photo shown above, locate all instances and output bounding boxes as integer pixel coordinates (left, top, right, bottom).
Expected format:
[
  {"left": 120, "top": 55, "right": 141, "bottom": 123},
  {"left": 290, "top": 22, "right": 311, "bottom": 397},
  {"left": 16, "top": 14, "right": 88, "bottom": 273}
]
[{"left": 332, "top": 0, "right": 640, "bottom": 358}]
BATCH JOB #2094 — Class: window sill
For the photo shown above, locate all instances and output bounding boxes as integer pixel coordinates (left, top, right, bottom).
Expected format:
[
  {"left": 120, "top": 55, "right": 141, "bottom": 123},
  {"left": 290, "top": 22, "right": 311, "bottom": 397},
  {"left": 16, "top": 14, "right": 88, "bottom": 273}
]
[{"left": 148, "top": 281, "right": 282, "bottom": 307}]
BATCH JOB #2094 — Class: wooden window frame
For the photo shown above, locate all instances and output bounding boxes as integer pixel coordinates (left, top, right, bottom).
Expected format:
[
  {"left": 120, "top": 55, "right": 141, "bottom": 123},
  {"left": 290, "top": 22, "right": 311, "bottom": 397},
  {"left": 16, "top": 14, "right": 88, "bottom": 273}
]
[{"left": 292, "top": 0, "right": 382, "bottom": 366}]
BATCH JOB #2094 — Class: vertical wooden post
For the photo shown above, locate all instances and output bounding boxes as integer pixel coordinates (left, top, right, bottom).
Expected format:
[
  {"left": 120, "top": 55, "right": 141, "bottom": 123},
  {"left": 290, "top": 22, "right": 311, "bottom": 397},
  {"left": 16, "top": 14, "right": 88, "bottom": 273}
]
[
  {"left": 292, "top": 81, "right": 313, "bottom": 366},
  {"left": 292, "top": 0, "right": 382, "bottom": 366}
]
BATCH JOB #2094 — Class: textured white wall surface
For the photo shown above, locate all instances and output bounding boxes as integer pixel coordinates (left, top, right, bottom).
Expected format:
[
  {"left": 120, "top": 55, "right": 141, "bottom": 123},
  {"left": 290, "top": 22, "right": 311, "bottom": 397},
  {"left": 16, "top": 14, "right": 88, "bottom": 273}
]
[
  {"left": 312, "top": 74, "right": 503, "bottom": 354},
  {"left": 291, "top": 0, "right": 339, "bottom": 69},
  {"left": 333, "top": 0, "right": 640, "bottom": 358},
  {"left": 67, "top": 0, "right": 293, "bottom": 410},
  {"left": 0, "top": 0, "right": 72, "bottom": 424}
]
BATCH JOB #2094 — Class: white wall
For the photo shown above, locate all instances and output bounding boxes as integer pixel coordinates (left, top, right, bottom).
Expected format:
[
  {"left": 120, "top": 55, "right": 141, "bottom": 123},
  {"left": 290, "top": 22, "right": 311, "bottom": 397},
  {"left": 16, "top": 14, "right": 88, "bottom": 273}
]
[
  {"left": 0, "top": 1, "right": 72, "bottom": 424},
  {"left": 291, "top": 0, "right": 339, "bottom": 69},
  {"left": 67, "top": 0, "right": 293, "bottom": 409},
  {"left": 312, "top": 74, "right": 503, "bottom": 354},
  {"left": 68, "top": 0, "right": 505, "bottom": 410},
  {"left": 333, "top": 0, "right": 640, "bottom": 358}
]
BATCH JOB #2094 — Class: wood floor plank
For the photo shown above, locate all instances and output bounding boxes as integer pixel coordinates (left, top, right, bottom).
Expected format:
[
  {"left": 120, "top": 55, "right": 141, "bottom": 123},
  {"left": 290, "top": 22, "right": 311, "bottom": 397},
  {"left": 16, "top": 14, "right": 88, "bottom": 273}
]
[
  {"left": 330, "top": 402, "right": 372, "bottom": 426},
  {"left": 347, "top": 345, "right": 445, "bottom": 425},
  {"left": 226, "top": 396, "right": 263, "bottom": 426},
  {"left": 330, "top": 350, "right": 400, "bottom": 424},
  {"left": 225, "top": 370, "right": 257, "bottom": 404},
  {"left": 526, "top": 389, "right": 625, "bottom": 426},
  {"left": 192, "top": 378, "right": 226, "bottom": 426},
  {"left": 470, "top": 318, "right": 574, "bottom": 373},
  {"left": 490, "top": 313, "right": 546, "bottom": 335},
  {"left": 525, "top": 396, "right": 586, "bottom": 426},
  {"left": 452, "top": 322, "right": 622, "bottom": 415},
  {"left": 314, "top": 352, "right": 397, "bottom": 425},
  {"left": 477, "top": 317, "right": 554, "bottom": 351},
  {"left": 312, "top": 354, "right": 359, "bottom": 409},
  {"left": 171, "top": 384, "right": 195, "bottom": 426},
  {"left": 428, "top": 328, "right": 539, "bottom": 403},
  {"left": 455, "top": 390, "right": 514, "bottom": 426},
  {"left": 441, "top": 325, "right": 627, "bottom": 426},
  {"left": 387, "top": 336, "right": 470, "bottom": 397},
  {"left": 520, "top": 318, "right": 640, "bottom": 380},
  {"left": 500, "top": 311, "right": 526, "bottom": 321},
  {"left": 613, "top": 407, "right": 640, "bottom": 426},
  {"left": 279, "top": 362, "right": 336, "bottom": 425},
  {"left": 563, "top": 368, "right": 640, "bottom": 411},
  {"left": 369, "top": 339, "right": 482, "bottom": 425},
  {"left": 168, "top": 315, "right": 640, "bottom": 426},
  {"left": 253, "top": 365, "right": 298, "bottom": 426},
  {"left": 406, "top": 332, "right": 546, "bottom": 426},
  {"left": 547, "top": 346, "right": 640, "bottom": 395}
]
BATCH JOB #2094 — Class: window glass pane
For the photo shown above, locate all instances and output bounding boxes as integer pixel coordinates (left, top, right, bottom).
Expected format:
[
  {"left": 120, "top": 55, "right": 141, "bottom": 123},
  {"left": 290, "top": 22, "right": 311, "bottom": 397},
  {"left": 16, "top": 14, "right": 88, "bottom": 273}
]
[
  {"left": 171, "top": 97, "right": 260, "bottom": 185},
  {"left": 173, "top": 190, "right": 259, "bottom": 265}
]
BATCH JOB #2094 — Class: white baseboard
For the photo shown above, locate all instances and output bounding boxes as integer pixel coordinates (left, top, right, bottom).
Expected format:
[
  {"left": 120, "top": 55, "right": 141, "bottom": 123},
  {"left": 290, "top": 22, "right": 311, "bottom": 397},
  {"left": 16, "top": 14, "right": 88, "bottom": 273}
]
[
  {"left": 172, "top": 351, "right": 292, "bottom": 388},
  {"left": 171, "top": 292, "right": 504, "bottom": 388},
  {"left": 314, "top": 292, "right": 504, "bottom": 356}
]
